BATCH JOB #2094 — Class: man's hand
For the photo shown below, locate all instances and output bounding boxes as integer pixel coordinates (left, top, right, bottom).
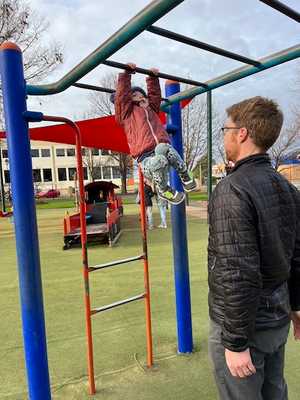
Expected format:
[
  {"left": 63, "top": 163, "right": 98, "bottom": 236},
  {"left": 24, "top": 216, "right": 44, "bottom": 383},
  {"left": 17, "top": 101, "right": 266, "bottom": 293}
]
[
  {"left": 225, "top": 348, "right": 256, "bottom": 378},
  {"left": 291, "top": 311, "right": 300, "bottom": 340},
  {"left": 126, "top": 63, "right": 136, "bottom": 73},
  {"left": 149, "top": 67, "right": 159, "bottom": 76}
]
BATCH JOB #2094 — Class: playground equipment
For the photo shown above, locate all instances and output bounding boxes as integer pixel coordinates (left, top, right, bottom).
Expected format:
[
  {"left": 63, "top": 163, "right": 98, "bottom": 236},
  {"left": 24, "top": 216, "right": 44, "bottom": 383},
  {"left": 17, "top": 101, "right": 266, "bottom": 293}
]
[
  {"left": 0, "top": 0, "right": 299, "bottom": 399},
  {"left": 0, "top": 209, "right": 12, "bottom": 218},
  {"left": 63, "top": 180, "right": 123, "bottom": 249}
]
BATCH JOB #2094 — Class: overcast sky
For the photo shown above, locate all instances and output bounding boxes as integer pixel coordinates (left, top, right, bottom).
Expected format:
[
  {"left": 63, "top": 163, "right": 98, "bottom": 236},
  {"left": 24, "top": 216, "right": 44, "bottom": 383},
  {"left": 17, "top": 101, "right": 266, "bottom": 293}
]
[{"left": 26, "top": 0, "right": 300, "bottom": 126}]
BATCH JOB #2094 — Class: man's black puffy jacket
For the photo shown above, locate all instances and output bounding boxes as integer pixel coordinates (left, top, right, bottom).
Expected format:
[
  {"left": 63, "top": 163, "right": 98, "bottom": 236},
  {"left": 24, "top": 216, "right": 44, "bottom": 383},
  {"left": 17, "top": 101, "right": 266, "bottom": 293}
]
[{"left": 208, "top": 154, "right": 300, "bottom": 352}]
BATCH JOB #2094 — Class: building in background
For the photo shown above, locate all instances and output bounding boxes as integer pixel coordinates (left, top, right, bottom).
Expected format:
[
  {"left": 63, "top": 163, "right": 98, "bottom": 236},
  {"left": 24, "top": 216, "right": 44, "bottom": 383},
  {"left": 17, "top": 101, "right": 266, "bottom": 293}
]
[
  {"left": 278, "top": 162, "right": 300, "bottom": 189},
  {"left": 0, "top": 139, "right": 133, "bottom": 196},
  {"left": 212, "top": 157, "right": 300, "bottom": 189}
]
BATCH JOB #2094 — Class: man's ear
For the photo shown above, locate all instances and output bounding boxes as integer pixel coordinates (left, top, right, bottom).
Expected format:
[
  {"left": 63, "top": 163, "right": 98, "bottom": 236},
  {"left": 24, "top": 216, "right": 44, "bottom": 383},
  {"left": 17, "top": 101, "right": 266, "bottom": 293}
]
[{"left": 239, "top": 127, "right": 248, "bottom": 143}]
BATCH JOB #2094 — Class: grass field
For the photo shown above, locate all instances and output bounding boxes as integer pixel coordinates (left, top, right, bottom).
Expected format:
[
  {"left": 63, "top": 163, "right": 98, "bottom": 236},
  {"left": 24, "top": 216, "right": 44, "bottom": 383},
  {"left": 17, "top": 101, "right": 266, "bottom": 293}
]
[
  {"left": 35, "top": 191, "right": 208, "bottom": 210},
  {"left": 0, "top": 204, "right": 299, "bottom": 399}
]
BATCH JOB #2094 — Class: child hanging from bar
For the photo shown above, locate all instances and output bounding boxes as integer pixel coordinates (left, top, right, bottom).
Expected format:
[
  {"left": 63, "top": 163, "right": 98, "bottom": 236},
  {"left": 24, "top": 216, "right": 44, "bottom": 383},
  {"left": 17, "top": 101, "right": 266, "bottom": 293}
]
[{"left": 111, "top": 63, "right": 196, "bottom": 205}]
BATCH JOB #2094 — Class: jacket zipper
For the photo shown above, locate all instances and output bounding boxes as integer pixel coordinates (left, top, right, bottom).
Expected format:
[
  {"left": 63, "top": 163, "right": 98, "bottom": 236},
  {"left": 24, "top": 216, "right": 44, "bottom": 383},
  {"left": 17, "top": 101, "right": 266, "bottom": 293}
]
[
  {"left": 211, "top": 256, "right": 216, "bottom": 270},
  {"left": 144, "top": 108, "right": 159, "bottom": 145}
]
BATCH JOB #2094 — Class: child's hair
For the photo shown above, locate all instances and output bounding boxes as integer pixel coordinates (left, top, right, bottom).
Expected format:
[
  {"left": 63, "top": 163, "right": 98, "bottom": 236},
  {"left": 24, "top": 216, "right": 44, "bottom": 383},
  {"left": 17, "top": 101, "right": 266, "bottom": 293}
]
[
  {"left": 110, "top": 92, "right": 116, "bottom": 104},
  {"left": 109, "top": 86, "right": 147, "bottom": 105},
  {"left": 131, "top": 86, "right": 147, "bottom": 98}
]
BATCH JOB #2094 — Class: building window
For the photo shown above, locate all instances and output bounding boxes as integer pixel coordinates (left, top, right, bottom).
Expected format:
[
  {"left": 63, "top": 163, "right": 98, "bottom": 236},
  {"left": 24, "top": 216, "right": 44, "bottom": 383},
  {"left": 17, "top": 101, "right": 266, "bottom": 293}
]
[
  {"left": 81, "top": 148, "right": 87, "bottom": 156},
  {"left": 112, "top": 166, "right": 120, "bottom": 179},
  {"left": 31, "top": 149, "right": 39, "bottom": 158},
  {"left": 33, "top": 169, "right": 41, "bottom": 182},
  {"left": 83, "top": 167, "right": 88, "bottom": 180},
  {"left": 67, "top": 148, "right": 75, "bottom": 157},
  {"left": 43, "top": 169, "right": 52, "bottom": 182},
  {"left": 102, "top": 166, "right": 112, "bottom": 179},
  {"left": 127, "top": 168, "right": 133, "bottom": 178},
  {"left": 101, "top": 149, "right": 110, "bottom": 156},
  {"left": 41, "top": 149, "right": 50, "bottom": 157},
  {"left": 58, "top": 168, "right": 67, "bottom": 181},
  {"left": 56, "top": 148, "right": 65, "bottom": 157},
  {"left": 68, "top": 168, "right": 77, "bottom": 181},
  {"left": 92, "top": 148, "right": 99, "bottom": 156},
  {"left": 4, "top": 170, "right": 10, "bottom": 183},
  {"left": 2, "top": 149, "right": 8, "bottom": 158},
  {"left": 93, "top": 167, "right": 102, "bottom": 180}
]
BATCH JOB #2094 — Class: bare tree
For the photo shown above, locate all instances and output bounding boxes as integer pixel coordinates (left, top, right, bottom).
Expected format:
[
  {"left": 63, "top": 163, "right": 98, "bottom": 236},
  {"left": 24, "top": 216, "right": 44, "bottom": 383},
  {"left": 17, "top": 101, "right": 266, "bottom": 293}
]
[
  {"left": 82, "top": 148, "right": 122, "bottom": 186},
  {"left": 0, "top": 0, "right": 63, "bottom": 85},
  {"left": 89, "top": 74, "right": 117, "bottom": 117},
  {"left": 182, "top": 95, "right": 207, "bottom": 171},
  {"left": 181, "top": 91, "right": 222, "bottom": 171},
  {"left": 0, "top": 1, "right": 63, "bottom": 204},
  {"left": 88, "top": 73, "right": 133, "bottom": 194},
  {"left": 269, "top": 118, "right": 300, "bottom": 170},
  {"left": 82, "top": 148, "right": 102, "bottom": 182},
  {"left": 0, "top": 0, "right": 63, "bottom": 131}
]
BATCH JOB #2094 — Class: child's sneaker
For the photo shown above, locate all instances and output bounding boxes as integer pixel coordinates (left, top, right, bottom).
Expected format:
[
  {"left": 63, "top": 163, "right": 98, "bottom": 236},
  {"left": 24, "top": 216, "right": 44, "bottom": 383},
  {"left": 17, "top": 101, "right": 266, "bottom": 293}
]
[
  {"left": 158, "top": 187, "right": 185, "bottom": 205},
  {"left": 158, "top": 224, "right": 167, "bottom": 229},
  {"left": 180, "top": 171, "right": 197, "bottom": 192}
]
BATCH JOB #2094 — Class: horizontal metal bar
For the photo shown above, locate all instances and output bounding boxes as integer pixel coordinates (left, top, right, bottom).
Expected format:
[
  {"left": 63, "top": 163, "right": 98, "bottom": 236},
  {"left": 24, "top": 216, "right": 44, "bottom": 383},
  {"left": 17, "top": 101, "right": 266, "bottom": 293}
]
[
  {"left": 89, "top": 254, "right": 144, "bottom": 272},
  {"left": 26, "top": 0, "right": 185, "bottom": 96},
  {"left": 72, "top": 82, "right": 115, "bottom": 93},
  {"left": 91, "top": 293, "right": 145, "bottom": 315},
  {"left": 72, "top": 81, "right": 168, "bottom": 101},
  {"left": 259, "top": 0, "right": 300, "bottom": 23},
  {"left": 102, "top": 59, "right": 208, "bottom": 88},
  {"left": 160, "top": 43, "right": 300, "bottom": 111},
  {"left": 147, "top": 26, "right": 261, "bottom": 67}
]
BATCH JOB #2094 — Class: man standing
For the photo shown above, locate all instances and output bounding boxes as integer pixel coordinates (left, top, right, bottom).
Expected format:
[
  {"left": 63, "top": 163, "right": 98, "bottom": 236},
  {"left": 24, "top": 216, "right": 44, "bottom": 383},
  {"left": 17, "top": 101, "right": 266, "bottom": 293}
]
[{"left": 208, "top": 96, "right": 300, "bottom": 400}]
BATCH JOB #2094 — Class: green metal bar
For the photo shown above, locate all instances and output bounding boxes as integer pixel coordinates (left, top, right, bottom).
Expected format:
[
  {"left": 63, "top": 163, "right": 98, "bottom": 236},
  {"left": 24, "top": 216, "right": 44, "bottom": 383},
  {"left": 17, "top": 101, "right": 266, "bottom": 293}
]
[
  {"left": 103, "top": 59, "right": 207, "bottom": 87},
  {"left": 26, "top": 0, "right": 185, "bottom": 96},
  {"left": 259, "top": 0, "right": 300, "bottom": 23},
  {"left": 207, "top": 91, "right": 212, "bottom": 201},
  {"left": 72, "top": 82, "right": 115, "bottom": 94},
  {"left": 72, "top": 81, "right": 169, "bottom": 101},
  {"left": 147, "top": 25, "right": 261, "bottom": 67},
  {"left": 89, "top": 254, "right": 144, "bottom": 271},
  {"left": 91, "top": 293, "right": 145, "bottom": 315},
  {"left": 161, "top": 44, "right": 300, "bottom": 110}
]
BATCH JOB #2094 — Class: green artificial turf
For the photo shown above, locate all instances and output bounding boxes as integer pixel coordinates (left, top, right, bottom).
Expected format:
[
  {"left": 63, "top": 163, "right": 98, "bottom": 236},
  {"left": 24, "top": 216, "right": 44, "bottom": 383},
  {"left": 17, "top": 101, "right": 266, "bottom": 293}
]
[
  {"left": 36, "top": 199, "right": 77, "bottom": 209},
  {"left": 35, "top": 195, "right": 136, "bottom": 210},
  {"left": 187, "top": 192, "right": 208, "bottom": 201},
  {"left": 34, "top": 191, "right": 208, "bottom": 211},
  {"left": 0, "top": 205, "right": 299, "bottom": 399}
]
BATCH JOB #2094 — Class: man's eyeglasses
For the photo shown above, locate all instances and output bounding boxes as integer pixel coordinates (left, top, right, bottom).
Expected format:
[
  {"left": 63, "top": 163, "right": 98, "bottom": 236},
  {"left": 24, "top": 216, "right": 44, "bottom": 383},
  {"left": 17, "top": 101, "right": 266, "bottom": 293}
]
[{"left": 220, "top": 127, "right": 241, "bottom": 134}]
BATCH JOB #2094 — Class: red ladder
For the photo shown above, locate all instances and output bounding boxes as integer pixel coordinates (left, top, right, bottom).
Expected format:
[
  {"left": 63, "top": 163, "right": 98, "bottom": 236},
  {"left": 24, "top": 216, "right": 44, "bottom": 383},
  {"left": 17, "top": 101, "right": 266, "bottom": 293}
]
[{"left": 75, "top": 136, "right": 153, "bottom": 395}]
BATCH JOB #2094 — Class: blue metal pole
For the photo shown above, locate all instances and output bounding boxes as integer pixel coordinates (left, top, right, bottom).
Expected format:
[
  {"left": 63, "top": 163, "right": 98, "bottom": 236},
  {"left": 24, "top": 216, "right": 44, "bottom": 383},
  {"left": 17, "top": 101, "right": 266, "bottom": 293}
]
[
  {"left": 0, "top": 42, "right": 51, "bottom": 399},
  {"left": 165, "top": 80, "right": 193, "bottom": 353}
]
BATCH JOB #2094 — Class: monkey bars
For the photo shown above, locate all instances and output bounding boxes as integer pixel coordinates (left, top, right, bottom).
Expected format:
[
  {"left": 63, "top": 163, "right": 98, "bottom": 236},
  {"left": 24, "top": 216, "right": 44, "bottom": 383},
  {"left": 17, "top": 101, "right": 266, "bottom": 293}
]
[
  {"left": 160, "top": 44, "right": 300, "bottom": 110},
  {"left": 26, "top": 0, "right": 185, "bottom": 95},
  {"left": 1, "top": 1, "right": 300, "bottom": 399}
]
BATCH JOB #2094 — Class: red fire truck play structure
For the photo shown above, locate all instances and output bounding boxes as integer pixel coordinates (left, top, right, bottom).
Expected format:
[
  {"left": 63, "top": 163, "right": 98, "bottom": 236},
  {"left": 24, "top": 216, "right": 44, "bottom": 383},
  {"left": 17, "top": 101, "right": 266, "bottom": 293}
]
[{"left": 63, "top": 180, "right": 123, "bottom": 249}]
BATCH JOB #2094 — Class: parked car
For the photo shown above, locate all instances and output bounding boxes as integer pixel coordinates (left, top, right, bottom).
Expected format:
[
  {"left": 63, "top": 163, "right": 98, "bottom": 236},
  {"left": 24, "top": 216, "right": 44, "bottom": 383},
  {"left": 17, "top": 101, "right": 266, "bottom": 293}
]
[{"left": 36, "top": 189, "right": 60, "bottom": 199}]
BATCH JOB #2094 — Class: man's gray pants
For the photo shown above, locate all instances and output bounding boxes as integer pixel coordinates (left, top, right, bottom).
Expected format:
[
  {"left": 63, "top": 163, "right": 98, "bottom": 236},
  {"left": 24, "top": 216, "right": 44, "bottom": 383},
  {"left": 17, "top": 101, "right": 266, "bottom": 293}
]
[{"left": 209, "top": 319, "right": 290, "bottom": 400}]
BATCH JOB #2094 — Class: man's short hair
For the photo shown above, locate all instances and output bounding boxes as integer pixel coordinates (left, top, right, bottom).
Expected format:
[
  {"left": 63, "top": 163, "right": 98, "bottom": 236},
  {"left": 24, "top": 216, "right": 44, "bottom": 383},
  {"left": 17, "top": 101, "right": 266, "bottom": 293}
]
[{"left": 226, "top": 96, "right": 284, "bottom": 151}]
